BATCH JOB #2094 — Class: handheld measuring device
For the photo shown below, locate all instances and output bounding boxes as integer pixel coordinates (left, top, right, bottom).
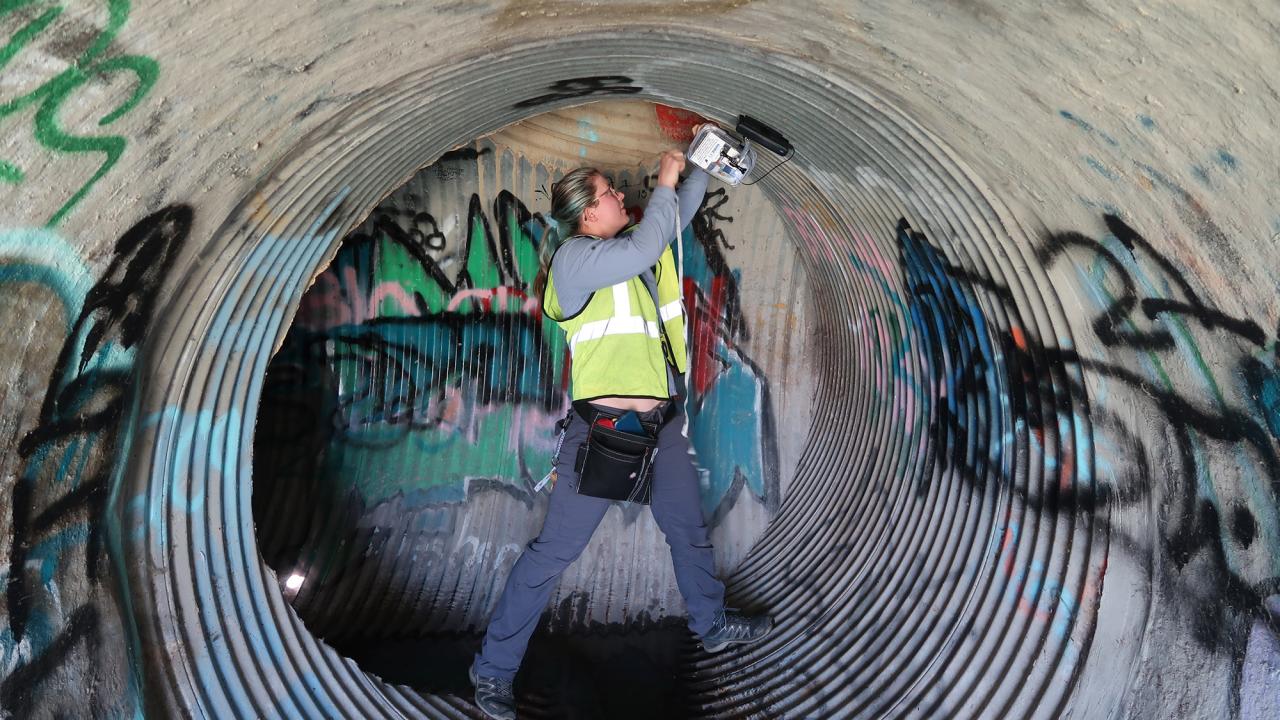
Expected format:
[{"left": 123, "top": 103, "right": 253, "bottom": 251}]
[{"left": 685, "top": 115, "right": 793, "bottom": 186}]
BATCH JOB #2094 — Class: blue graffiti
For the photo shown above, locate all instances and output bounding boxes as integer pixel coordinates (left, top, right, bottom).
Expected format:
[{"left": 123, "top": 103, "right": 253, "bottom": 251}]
[
  {"left": 897, "top": 219, "right": 1003, "bottom": 493},
  {"left": 2, "top": 207, "right": 192, "bottom": 718},
  {"left": 680, "top": 214, "right": 779, "bottom": 520},
  {"left": 0, "top": 228, "right": 92, "bottom": 331},
  {"left": 686, "top": 339, "right": 771, "bottom": 519},
  {"left": 1059, "top": 110, "right": 1119, "bottom": 146}
]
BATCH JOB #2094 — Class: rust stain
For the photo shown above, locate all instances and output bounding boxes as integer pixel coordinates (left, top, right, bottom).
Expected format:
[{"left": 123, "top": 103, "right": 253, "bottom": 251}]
[
  {"left": 808, "top": 199, "right": 843, "bottom": 236},
  {"left": 245, "top": 183, "right": 299, "bottom": 236}
]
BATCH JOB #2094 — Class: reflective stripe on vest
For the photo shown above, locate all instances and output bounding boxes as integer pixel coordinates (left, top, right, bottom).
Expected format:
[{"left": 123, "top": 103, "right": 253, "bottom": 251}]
[
  {"left": 543, "top": 241, "right": 687, "bottom": 400},
  {"left": 568, "top": 282, "right": 662, "bottom": 353}
]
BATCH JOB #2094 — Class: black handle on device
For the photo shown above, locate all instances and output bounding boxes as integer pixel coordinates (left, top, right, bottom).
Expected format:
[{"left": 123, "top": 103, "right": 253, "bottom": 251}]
[{"left": 736, "top": 115, "right": 793, "bottom": 157}]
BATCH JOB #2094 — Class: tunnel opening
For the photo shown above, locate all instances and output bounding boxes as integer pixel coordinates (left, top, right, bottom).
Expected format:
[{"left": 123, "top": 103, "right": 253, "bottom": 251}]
[
  {"left": 244, "top": 91, "right": 1101, "bottom": 718},
  {"left": 249, "top": 100, "right": 810, "bottom": 714},
  {"left": 140, "top": 30, "right": 1114, "bottom": 718}
]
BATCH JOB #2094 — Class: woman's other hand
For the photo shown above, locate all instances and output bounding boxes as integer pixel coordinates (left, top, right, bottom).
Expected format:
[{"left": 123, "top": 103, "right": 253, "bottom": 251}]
[{"left": 657, "top": 149, "right": 686, "bottom": 189}]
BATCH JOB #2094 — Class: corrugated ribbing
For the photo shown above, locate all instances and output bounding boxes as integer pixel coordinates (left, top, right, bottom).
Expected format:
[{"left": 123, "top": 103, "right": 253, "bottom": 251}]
[{"left": 128, "top": 30, "right": 1101, "bottom": 718}]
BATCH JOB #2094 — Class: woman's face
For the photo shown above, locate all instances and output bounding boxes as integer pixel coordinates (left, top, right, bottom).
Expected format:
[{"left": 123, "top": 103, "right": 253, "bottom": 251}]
[{"left": 584, "top": 173, "right": 629, "bottom": 236}]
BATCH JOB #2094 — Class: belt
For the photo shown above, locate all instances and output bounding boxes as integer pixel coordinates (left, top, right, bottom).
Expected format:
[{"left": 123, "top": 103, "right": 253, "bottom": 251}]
[{"left": 571, "top": 399, "right": 678, "bottom": 427}]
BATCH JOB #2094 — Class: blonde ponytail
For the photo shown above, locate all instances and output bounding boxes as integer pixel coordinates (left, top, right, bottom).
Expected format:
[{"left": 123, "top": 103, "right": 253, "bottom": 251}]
[{"left": 534, "top": 167, "right": 601, "bottom": 298}]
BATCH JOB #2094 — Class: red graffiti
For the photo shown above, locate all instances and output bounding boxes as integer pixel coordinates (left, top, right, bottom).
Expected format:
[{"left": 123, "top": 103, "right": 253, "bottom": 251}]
[
  {"left": 654, "top": 104, "right": 707, "bottom": 143},
  {"left": 685, "top": 276, "right": 730, "bottom": 397}
]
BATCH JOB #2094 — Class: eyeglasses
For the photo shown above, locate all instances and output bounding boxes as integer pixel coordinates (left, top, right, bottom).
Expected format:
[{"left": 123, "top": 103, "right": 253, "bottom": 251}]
[{"left": 592, "top": 183, "right": 623, "bottom": 204}]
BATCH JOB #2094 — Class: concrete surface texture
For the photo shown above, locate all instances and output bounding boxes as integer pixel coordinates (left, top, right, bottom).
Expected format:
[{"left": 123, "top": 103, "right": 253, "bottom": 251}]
[{"left": 0, "top": 1, "right": 1277, "bottom": 718}]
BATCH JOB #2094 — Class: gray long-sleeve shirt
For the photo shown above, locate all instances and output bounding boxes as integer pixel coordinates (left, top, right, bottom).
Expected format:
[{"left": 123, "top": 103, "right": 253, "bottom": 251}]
[
  {"left": 549, "top": 167, "right": 711, "bottom": 396},
  {"left": 549, "top": 168, "right": 710, "bottom": 316}
]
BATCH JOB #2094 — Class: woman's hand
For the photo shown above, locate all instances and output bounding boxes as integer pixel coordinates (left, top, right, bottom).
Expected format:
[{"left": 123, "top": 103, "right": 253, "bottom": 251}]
[{"left": 657, "top": 149, "right": 686, "bottom": 189}]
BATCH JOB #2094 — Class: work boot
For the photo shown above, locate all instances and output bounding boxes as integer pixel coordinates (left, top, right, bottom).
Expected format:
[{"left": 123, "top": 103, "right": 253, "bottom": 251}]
[
  {"left": 469, "top": 664, "right": 516, "bottom": 720},
  {"left": 701, "top": 608, "right": 774, "bottom": 653}
]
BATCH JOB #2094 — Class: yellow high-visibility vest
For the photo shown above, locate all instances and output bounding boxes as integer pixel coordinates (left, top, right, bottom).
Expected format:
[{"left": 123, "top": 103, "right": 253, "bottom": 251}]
[{"left": 543, "top": 242, "right": 688, "bottom": 401}]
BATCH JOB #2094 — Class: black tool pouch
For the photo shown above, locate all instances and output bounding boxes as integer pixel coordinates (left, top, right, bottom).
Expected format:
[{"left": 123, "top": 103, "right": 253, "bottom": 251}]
[{"left": 574, "top": 423, "right": 659, "bottom": 504}]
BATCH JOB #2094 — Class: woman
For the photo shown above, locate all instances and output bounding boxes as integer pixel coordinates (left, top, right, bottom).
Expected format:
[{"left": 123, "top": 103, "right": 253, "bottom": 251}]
[{"left": 469, "top": 144, "right": 773, "bottom": 719}]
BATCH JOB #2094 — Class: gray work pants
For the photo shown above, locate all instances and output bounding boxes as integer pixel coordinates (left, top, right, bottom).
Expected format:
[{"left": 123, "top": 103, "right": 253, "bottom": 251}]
[{"left": 473, "top": 404, "right": 726, "bottom": 680}]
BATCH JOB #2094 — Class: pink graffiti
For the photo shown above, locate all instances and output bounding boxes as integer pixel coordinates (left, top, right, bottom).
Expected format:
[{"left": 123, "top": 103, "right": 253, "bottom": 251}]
[
  {"left": 447, "top": 287, "right": 539, "bottom": 314},
  {"left": 781, "top": 204, "right": 925, "bottom": 433},
  {"left": 368, "top": 281, "right": 419, "bottom": 317},
  {"left": 297, "top": 267, "right": 421, "bottom": 329},
  {"left": 297, "top": 273, "right": 546, "bottom": 331},
  {"left": 779, "top": 205, "right": 839, "bottom": 265}
]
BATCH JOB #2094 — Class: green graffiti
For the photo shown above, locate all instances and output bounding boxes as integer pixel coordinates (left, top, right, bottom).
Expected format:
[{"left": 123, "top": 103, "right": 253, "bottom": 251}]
[
  {"left": 0, "top": 160, "right": 23, "bottom": 183},
  {"left": 375, "top": 236, "right": 446, "bottom": 314},
  {"left": 332, "top": 404, "right": 552, "bottom": 503},
  {"left": 0, "top": 0, "right": 160, "bottom": 226},
  {"left": 508, "top": 208, "right": 540, "bottom": 283},
  {"left": 465, "top": 212, "right": 502, "bottom": 289}
]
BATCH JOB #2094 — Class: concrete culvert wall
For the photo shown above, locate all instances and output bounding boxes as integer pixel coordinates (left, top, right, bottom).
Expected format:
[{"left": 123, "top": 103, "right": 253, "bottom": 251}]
[{"left": 1, "top": 3, "right": 1277, "bottom": 719}]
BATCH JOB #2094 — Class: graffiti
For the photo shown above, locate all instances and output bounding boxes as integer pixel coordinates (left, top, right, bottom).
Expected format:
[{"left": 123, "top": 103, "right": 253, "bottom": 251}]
[
  {"left": 513, "top": 76, "right": 643, "bottom": 109},
  {"left": 888, "top": 219, "right": 1096, "bottom": 654},
  {"left": 297, "top": 315, "right": 562, "bottom": 438},
  {"left": 1, "top": 605, "right": 100, "bottom": 718},
  {"left": 896, "top": 219, "right": 1001, "bottom": 497},
  {"left": 683, "top": 186, "right": 780, "bottom": 520},
  {"left": 2, "top": 205, "right": 193, "bottom": 715},
  {"left": 434, "top": 146, "right": 493, "bottom": 184},
  {"left": 1043, "top": 215, "right": 1268, "bottom": 351},
  {"left": 1037, "top": 214, "right": 1279, "bottom": 627},
  {"left": 253, "top": 187, "right": 566, "bottom": 606},
  {"left": 1044, "top": 214, "right": 1279, "bottom": 716},
  {"left": 259, "top": 165, "right": 779, "bottom": 521},
  {"left": 890, "top": 209, "right": 1279, "bottom": 712},
  {"left": 277, "top": 175, "right": 778, "bottom": 508},
  {"left": 993, "top": 519, "right": 1107, "bottom": 678},
  {"left": 1060, "top": 107, "right": 1254, "bottom": 278},
  {"left": 282, "top": 187, "right": 565, "bottom": 506},
  {"left": 0, "top": 1, "right": 161, "bottom": 226},
  {"left": 0, "top": 227, "right": 94, "bottom": 328},
  {"left": 653, "top": 104, "right": 707, "bottom": 143},
  {"left": 247, "top": 152, "right": 785, "bottom": 639},
  {"left": 878, "top": 107, "right": 1280, "bottom": 709}
]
